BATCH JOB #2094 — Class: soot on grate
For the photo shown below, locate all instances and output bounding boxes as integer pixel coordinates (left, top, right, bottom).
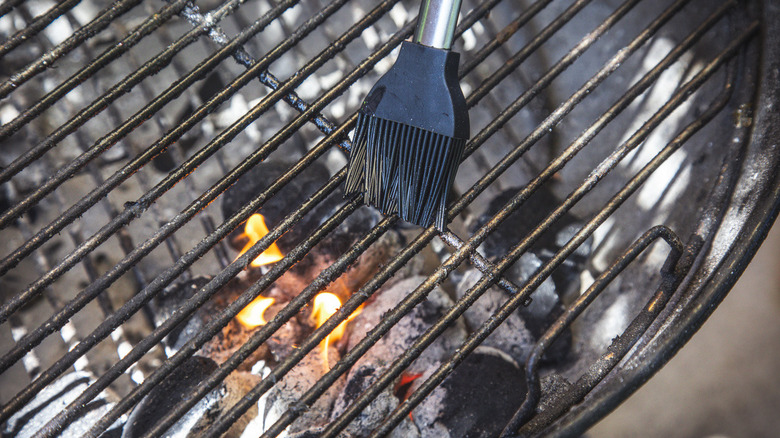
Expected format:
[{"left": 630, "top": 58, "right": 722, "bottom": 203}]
[{"left": 0, "top": 0, "right": 765, "bottom": 437}]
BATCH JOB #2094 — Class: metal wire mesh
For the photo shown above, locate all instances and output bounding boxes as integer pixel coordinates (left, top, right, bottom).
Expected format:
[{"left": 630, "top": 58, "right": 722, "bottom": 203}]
[{"left": 0, "top": 0, "right": 766, "bottom": 436}]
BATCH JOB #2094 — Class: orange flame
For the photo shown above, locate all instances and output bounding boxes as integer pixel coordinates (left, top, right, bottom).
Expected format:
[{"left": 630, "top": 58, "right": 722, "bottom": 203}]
[
  {"left": 236, "top": 214, "right": 284, "bottom": 267},
  {"left": 236, "top": 295, "right": 275, "bottom": 328},
  {"left": 311, "top": 293, "right": 363, "bottom": 369}
]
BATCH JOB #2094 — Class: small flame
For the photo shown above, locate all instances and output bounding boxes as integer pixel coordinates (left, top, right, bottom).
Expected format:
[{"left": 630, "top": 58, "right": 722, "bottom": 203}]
[
  {"left": 236, "top": 295, "right": 275, "bottom": 328},
  {"left": 236, "top": 214, "right": 284, "bottom": 267},
  {"left": 311, "top": 292, "right": 363, "bottom": 369}
]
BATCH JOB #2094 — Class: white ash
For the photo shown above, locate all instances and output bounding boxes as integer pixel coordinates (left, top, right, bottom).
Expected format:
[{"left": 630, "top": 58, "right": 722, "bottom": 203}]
[
  {"left": 329, "top": 276, "right": 467, "bottom": 437},
  {"left": 3, "top": 370, "right": 124, "bottom": 438},
  {"left": 260, "top": 344, "right": 346, "bottom": 436}
]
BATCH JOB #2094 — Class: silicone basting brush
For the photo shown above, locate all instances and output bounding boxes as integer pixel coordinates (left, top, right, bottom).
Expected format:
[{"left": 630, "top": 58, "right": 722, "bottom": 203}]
[{"left": 344, "top": 0, "right": 470, "bottom": 230}]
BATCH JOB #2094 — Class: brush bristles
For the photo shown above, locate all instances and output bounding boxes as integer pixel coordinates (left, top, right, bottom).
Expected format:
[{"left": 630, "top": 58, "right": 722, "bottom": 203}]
[
  {"left": 344, "top": 113, "right": 370, "bottom": 196},
  {"left": 345, "top": 113, "right": 464, "bottom": 230}
]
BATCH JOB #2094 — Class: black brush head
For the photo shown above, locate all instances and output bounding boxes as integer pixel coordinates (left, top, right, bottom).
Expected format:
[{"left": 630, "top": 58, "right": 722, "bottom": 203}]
[{"left": 345, "top": 41, "right": 469, "bottom": 230}]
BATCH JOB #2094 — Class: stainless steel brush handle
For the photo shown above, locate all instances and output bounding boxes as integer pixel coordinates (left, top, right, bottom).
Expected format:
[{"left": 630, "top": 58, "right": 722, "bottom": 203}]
[{"left": 413, "top": 0, "right": 463, "bottom": 50}]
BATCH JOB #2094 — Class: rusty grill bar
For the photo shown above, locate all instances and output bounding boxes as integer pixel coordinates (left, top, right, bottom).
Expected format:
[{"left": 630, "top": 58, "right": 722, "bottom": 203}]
[{"left": 0, "top": 0, "right": 771, "bottom": 436}]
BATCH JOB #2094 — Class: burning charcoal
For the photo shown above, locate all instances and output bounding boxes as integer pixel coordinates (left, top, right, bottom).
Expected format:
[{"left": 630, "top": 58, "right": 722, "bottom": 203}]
[
  {"left": 508, "top": 253, "right": 572, "bottom": 364},
  {"left": 260, "top": 344, "right": 346, "bottom": 435},
  {"left": 411, "top": 346, "right": 527, "bottom": 438},
  {"left": 123, "top": 356, "right": 260, "bottom": 438},
  {"left": 197, "top": 277, "right": 305, "bottom": 369},
  {"left": 272, "top": 205, "right": 406, "bottom": 302},
  {"left": 220, "top": 160, "right": 336, "bottom": 254},
  {"left": 249, "top": 209, "right": 405, "bottom": 303},
  {"left": 456, "top": 267, "right": 536, "bottom": 365},
  {"left": 220, "top": 159, "right": 409, "bottom": 303},
  {"left": 469, "top": 185, "right": 592, "bottom": 299},
  {"left": 258, "top": 289, "right": 372, "bottom": 435},
  {"left": 330, "top": 276, "right": 466, "bottom": 437},
  {"left": 153, "top": 276, "right": 212, "bottom": 356},
  {"left": 345, "top": 276, "right": 467, "bottom": 370},
  {"left": 457, "top": 253, "right": 572, "bottom": 365},
  {"left": 152, "top": 275, "right": 308, "bottom": 368},
  {"left": 3, "top": 371, "right": 123, "bottom": 438},
  {"left": 470, "top": 185, "right": 575, "bottom": 259}
]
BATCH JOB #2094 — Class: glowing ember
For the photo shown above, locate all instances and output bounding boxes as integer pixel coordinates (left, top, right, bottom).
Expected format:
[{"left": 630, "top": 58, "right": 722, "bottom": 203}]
[
  {"left": 236, "top": 295, "right": 275, "bottom": 328},
  {"left": 394, "top": 372, "right": 423, "bottom": 421},
  {"left": 311, "top": 293, "right": 362, "bottom": 369},
  {"left": 235, "top": 214, "right": 284, "bottom": 267},
  {"left": 397, "top": 372, "right": 423, "bottom": 390}
]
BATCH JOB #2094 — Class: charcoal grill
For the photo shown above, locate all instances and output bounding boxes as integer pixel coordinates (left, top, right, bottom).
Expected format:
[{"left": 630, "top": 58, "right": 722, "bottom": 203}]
[{"left": 0, "top": 0, "right": 778, "bottom": 436}]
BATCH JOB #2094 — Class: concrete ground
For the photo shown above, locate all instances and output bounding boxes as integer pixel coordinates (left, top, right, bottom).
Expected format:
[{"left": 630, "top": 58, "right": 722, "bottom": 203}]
[{"left": 590, "top": 222, "right": 780, "bottom": 437}]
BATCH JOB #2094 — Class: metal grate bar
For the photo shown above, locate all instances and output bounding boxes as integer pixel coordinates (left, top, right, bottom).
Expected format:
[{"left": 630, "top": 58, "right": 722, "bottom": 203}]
[
  {"left": 318, "top": 13, "right": 749, "bottom": 438},
  {"left": 0, "top": 0, "right": 25, "bottom": 19},
  {"left": 0, "top": 0, "right": 244, "bottom": 225},
  {"left": 0, "top": 0, "right": 189, "bottom": 143},
  {"left": 0, "top": 0, "right": 760, "bottom": 436},
  {"left": 0, "top": 0, "right": 397, "bottom": 420},
  {"left": 0, "top": 0, "right": 82, "bottom": 58},
  {"left": 105, "top": 2, "right": 617, "bottom": 434},
  {"left": 201, "top": 1, "right": 705, "bottom": 434},
  {"left": 32, "top": 3, "right": 512, "bottom": 434},
  {"left": 0, "top": 0, "right": 305, "bottom": 317},
  {"left": 0, "top": 0, "right": 144, "bottom": 99}
]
